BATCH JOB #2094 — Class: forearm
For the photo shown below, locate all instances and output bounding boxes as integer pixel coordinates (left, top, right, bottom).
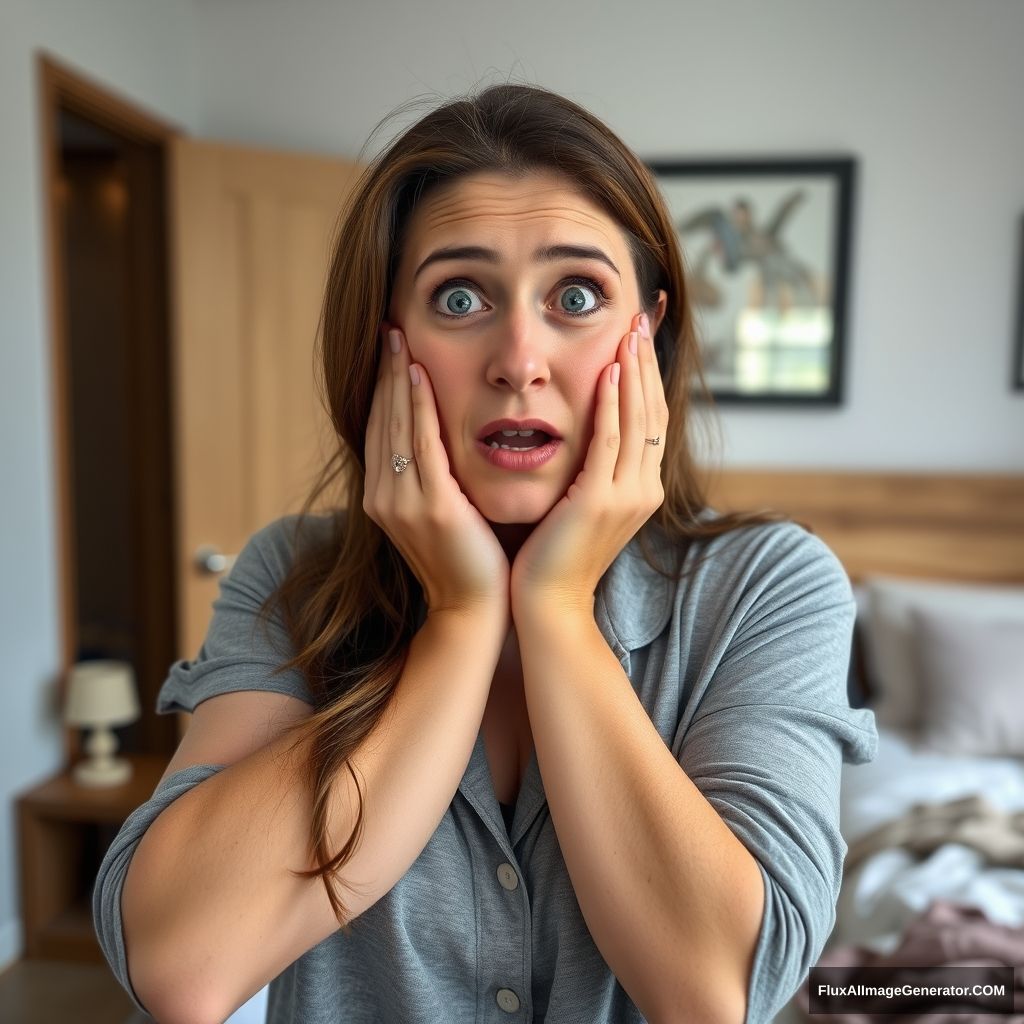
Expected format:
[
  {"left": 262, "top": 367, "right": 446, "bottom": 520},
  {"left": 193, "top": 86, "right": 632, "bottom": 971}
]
[
  {"left": 517, "top": 609, "right": 764, "bottom": 1024},
  {"left": 123, "top": 608, "right": 505, "bottom": 1024}
]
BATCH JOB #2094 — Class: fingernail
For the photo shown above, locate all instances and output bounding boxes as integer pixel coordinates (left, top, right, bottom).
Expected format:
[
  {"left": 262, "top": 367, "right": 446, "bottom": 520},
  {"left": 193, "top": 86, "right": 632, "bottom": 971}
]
[
  {"left": 628, "top": 332, "right": 638, "bottom": 356},
  {"left": 389, "top": 330, "right": 401, "bottom": 354},
  {"left": 408, "top": 364, "right": 421, "bottom": 386},
  {"left": 639, "top": 313, "right": 650, "bottom": 337},
  {"left": 610, "top": 363, "right": 620, "bottom": 385}
]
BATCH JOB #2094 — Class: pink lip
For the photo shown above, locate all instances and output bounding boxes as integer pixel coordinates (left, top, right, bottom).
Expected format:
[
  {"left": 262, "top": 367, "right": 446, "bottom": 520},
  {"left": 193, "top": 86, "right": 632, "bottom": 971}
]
[
  {"left": 475, "top": 437, "right": 562, "bottom": 471},
  {"left": 476, "top": 417, "right": 562, "bottom": 441}
]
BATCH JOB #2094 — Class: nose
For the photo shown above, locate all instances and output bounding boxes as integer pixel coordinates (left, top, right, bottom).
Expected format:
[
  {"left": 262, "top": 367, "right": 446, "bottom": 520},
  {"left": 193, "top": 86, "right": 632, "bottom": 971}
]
[{"left": 485, "top": 309, "right": 551, "bottom": 392}]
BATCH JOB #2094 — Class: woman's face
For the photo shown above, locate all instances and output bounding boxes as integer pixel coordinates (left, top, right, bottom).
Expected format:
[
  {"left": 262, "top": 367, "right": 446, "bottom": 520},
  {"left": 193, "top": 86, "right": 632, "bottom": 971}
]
[{"left": 387, "top": 169, "right": 666, "bottom": 526}]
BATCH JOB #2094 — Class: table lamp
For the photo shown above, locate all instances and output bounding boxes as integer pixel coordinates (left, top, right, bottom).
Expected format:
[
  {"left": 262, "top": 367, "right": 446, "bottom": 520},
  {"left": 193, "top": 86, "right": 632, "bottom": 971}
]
[{"left": 63, "top": 659, "right": 140, "bottom": 787}]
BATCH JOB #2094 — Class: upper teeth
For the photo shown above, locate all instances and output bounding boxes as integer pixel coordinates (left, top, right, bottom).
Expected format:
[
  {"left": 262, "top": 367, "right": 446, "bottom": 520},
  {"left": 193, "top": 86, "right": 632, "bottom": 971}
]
[{"left": 502, "top": 429, "right": 535, "bottom": 436}]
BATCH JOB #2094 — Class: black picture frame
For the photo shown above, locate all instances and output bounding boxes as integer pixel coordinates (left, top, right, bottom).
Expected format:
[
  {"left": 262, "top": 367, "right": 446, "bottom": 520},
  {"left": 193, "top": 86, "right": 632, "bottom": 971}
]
[
  {"left": 648, "top": 157, "right": 856, "bottom": 405},
  {"left": 1014, "top": 215, "right": 1024, "bottom": 392}
]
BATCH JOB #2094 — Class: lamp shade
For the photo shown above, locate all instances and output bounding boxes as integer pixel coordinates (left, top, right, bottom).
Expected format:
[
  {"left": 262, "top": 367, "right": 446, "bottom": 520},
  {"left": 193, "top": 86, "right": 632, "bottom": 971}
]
[{"left": 64, "top": 660, "right": 140, "bottom": 727}]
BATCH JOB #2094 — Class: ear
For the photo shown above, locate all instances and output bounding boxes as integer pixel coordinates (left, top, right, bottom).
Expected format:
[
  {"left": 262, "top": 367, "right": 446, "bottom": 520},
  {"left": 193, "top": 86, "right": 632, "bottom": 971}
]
[{"left": 650, "top": 289, "right": 668, "bottom": 336}]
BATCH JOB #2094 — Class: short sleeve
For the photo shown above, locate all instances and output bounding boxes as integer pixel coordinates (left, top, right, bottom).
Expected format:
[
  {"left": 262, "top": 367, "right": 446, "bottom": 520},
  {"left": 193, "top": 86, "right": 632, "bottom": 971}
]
[
  {"left": 158, "top": 514, "right": 334, "bottom": 713},
  {"left": 675, "top": 523, "right": 878, "bottom": 1024},
  {"left": 92, "top": 764, "right": 225, "bottom": 1016}
]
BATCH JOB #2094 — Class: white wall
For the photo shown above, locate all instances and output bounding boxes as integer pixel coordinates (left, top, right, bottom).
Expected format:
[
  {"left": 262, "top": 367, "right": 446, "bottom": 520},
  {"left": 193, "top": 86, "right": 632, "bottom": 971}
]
[
  {"left": 190, "top": 0, "right": 1024, "bottom": 469},
  {"left": 0, "top": 0, "right": 199, "bottom": 969},
  {"left": 2, "top": 0, "right": 1023, "bottom": 976}
]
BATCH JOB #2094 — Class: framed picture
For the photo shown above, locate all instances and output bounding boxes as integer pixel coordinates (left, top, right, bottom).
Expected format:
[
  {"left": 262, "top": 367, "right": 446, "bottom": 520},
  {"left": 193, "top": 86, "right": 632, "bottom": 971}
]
[
  {"left": 1014, "top": 214, "right": 1024, "bottom": 392},
  {"left": 649, "top": 158, "right": 856, "bottom": 405}
]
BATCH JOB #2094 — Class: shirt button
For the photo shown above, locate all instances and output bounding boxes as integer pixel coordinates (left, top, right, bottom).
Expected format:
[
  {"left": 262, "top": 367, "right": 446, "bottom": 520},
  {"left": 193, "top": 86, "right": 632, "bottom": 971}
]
[
  {"left": 496, "top": 988, "right": 521, "bottom": 1013},
  {"left": 496, "top": 863, "right": 519, "bottom": 891}
]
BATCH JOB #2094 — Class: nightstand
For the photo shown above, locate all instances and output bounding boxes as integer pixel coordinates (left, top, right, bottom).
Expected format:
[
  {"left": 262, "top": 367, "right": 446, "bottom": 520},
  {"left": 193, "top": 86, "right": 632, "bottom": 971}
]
[{"left": 16, "top": 755, "right": 168, "bottom": 963}]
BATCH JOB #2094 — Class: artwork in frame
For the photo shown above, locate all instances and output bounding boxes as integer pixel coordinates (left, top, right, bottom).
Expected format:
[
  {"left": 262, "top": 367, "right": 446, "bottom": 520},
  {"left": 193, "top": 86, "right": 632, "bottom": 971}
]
[
  {"left": 649, "top": 158, "right": 856, "bottom": 405},
  {"left": 1014, "top": 214, "right": 1024, "bottom": 392}
]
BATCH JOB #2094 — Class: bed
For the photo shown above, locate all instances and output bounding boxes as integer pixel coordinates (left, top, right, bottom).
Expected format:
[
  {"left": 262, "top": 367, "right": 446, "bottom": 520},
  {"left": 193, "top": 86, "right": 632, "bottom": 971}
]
[
  {"left": 706, "top": 468, "right": 1024, "bottom": 1021},
  {"left": 833, "top": 724, "right": 1024, "bottom": 956}
]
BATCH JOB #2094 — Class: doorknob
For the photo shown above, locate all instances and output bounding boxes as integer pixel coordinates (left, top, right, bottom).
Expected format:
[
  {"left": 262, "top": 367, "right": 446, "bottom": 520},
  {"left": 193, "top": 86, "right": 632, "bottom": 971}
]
[{"left": 194, "top": 545, "right": 237, "bottom": 575}]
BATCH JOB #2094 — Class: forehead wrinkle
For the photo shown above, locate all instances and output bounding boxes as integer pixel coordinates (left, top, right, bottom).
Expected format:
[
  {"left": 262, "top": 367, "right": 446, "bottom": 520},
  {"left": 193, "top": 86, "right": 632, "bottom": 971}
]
[
  {"left": 420, "top": 178, "right": 583, "bottom": 214},
  {"left": 420, "top": 206, "right": 611, "bottom": 234},
  {"left": 414, "top": 181, "right": 616, "bottom": 239},
  {"left": 411, "top": 207, "right": 622, "bottom": 265}
]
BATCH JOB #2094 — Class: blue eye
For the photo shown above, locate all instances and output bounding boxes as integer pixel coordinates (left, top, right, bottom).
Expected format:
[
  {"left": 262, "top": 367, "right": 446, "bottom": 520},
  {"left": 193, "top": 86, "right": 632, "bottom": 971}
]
[
  {"left": 559, "top": 283, "right": 600, "bottom": 315},
  {"left": 427, "top": 275, "right": 609, "bottom": 320},
  {"left": 433, "top": 283, "right": 486, "bottom": 317}
]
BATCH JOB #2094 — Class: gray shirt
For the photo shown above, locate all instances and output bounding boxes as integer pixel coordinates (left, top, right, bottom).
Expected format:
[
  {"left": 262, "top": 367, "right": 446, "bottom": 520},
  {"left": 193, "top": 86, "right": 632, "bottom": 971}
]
[{"left": 93, "top": 512, "right": 877, "bottom": 1023}]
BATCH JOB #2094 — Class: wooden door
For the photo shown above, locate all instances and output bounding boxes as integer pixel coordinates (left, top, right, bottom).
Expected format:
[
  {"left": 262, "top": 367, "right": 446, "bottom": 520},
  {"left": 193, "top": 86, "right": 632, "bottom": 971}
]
[{"left": 169, "top": 140, "right": 362, "bottom": 730}]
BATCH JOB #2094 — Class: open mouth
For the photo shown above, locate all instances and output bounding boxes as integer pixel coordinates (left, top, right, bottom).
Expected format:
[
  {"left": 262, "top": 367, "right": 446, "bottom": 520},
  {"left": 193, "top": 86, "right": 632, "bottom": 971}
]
[{"left": 481, "top": 428, "right": 553, "bottom": 451}]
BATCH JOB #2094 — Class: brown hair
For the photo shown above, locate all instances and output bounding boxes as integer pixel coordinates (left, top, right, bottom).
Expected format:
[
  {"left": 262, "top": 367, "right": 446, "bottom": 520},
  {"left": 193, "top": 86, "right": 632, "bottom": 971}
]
[{"left": 260, "top": 81, "right": 793, "bottom": 928}]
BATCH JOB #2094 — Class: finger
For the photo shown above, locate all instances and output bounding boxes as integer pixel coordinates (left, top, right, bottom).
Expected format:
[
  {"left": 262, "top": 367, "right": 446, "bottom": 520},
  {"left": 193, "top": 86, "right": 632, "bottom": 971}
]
[
  {"left": 637, "top": 314, "right": 668, "bottom": 480},
  {"left": 407, "top": 361, "right": 452, "bottom": 508},
  {"left": 616, "top": 317, "right": 646, "bottom": 484},
  {"left": 386, "top": 328, "right": 421, "bottom": 501},
  {"left": 580, "top": 360, "right": 622, "bottom": 485},
  {"left": 363, "top": 329, "right": 388, "bottom": 503}
]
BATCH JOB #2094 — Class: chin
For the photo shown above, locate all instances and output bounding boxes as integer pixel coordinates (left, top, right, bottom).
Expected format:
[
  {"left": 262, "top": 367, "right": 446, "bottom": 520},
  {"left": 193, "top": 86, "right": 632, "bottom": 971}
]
[{"left": 468, "top": 484, "right": 560, "bottom": 526}]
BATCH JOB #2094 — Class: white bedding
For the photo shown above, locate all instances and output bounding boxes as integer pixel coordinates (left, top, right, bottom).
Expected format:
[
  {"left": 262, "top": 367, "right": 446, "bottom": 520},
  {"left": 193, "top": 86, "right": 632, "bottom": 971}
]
[{"left": 829, "top": 724, "right": 1024, "bottom": 954}]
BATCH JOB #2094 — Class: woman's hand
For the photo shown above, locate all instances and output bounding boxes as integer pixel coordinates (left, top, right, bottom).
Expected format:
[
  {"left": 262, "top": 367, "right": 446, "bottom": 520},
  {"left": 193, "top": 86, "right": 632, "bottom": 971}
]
[
  {"left": 509, "top": 312, "right": 668, "bottom": 621},
  {"left": 364, "top": 326, "right": 511, "bottom": 621}
]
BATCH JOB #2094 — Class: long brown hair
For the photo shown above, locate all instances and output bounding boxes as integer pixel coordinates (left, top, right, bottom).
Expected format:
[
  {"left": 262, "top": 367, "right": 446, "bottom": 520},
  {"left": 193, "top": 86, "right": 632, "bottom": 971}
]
[{"left": 259, "top": 82, "right": 792, "bottom": 928}]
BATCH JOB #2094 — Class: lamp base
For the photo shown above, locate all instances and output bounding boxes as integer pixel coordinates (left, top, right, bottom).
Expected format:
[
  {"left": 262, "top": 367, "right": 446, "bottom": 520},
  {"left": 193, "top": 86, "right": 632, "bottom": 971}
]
[{"left": 73, "top": 756, "right": 132, "bottom": 788}]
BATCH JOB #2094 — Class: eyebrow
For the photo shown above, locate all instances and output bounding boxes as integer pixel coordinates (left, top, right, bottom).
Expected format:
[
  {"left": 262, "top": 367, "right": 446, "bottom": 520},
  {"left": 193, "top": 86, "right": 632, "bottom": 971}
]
[{"left": 412, "top": 244, "right": 621, "bottom": 282}]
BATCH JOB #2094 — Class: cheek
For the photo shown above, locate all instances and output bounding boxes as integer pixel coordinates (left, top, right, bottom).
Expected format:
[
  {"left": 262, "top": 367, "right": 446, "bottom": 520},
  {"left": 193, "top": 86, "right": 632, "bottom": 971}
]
[
  {"left": 404, "top": 342, "right": 466, "bottom": 445},
  {"left": 564, "top": 349, "right": 615, "bottom": 428}
]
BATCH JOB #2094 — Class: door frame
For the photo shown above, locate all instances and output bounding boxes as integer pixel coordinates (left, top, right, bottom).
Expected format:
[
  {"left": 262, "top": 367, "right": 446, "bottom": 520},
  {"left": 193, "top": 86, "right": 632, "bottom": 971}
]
[{"left": 37, "top": 51, "right": 180, "bottom": 762}]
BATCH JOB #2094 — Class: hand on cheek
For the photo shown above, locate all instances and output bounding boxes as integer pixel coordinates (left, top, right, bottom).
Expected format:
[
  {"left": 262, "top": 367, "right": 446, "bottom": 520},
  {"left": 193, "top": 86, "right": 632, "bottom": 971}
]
[
  {"left": 364, "top": 324, "right": 511, "bottom": 622},
  {"left": 510, "top": 311, "right": 669, "bottom": 621}
]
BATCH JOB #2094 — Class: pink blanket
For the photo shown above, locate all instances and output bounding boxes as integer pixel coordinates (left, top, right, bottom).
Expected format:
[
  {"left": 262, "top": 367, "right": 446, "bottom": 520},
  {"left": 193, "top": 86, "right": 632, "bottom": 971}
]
[{"left": 793, "top": 900, "right": 1024, "bottom": 1021}]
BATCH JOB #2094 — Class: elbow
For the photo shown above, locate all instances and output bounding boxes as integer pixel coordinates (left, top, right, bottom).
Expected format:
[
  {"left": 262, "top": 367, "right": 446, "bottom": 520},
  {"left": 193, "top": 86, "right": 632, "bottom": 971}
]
[
  {"left": 695, "top": 989, "right": 747, "bottom": 1024},
  {"left": 121, "top": 828, "right": 230, "bottom": 1023},
  {"left": 129, "top": 958, "right": 224, "bottom": 1024},
  {"left": 127, "top": 929, "right": 233, "bottom": 1024},
  {"left": 717, "top": 986, "right": 749, "bottom": 1024},
  {"left": 134, "top": 989, "right": 227, "bottom": 1024},
  {"left": 654, "top": 880, "right": 762, "bottom": 1022},
  {"left": 650, "top": 974, "right": 748, "bottom": 1024}
]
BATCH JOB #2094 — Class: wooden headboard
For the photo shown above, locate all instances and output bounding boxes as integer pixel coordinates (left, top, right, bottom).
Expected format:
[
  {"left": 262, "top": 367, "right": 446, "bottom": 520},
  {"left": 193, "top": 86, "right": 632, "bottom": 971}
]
[{"left": 703, "top": 469, "right": 1024, "bottom": 586}]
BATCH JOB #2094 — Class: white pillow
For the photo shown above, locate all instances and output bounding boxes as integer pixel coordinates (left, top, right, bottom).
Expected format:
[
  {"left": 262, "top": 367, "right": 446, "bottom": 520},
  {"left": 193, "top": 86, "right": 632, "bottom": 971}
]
[
  {"left": 912, "top": 607, "right": 1024, "bottom": 757},
  {"left": 862, "top": 576, "right": 1024, "bottom": 730}
]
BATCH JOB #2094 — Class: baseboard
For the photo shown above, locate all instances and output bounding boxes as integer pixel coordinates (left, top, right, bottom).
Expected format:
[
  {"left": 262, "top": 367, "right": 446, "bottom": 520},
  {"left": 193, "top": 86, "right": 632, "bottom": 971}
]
[{"left": 0, "top": 916, "right": 23, "bottom": 972}]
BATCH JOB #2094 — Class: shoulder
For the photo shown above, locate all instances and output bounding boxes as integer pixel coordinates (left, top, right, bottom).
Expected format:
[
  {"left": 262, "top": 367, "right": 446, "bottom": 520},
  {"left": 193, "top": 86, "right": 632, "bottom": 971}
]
[
  {"left": 687, "top": 515, "right": 853, "bottom": 605},
  {"left": 614, "top": 511, "right": 850, "bottom": 596},
  {"left": 599, "top": 513, "right": 852, "bottom": 650},
  {"left": 679, "top": 520, "right": 856, "bottom": 651}
]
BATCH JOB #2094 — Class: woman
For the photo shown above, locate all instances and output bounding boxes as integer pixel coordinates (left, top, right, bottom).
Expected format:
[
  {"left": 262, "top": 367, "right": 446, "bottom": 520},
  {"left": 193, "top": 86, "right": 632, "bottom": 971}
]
[{"left": 94, "top": 83, "right": 877, "bottom": 1024}]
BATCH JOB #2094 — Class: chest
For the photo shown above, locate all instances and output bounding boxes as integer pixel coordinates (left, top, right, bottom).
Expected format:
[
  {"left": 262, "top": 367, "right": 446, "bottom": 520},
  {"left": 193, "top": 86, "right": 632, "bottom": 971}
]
[
  {"left": 481, "top": 657, "right": 534, "bottom": 807},
  {"left": 349, "top": 797, "right": 620, "bottom": 1022}
]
